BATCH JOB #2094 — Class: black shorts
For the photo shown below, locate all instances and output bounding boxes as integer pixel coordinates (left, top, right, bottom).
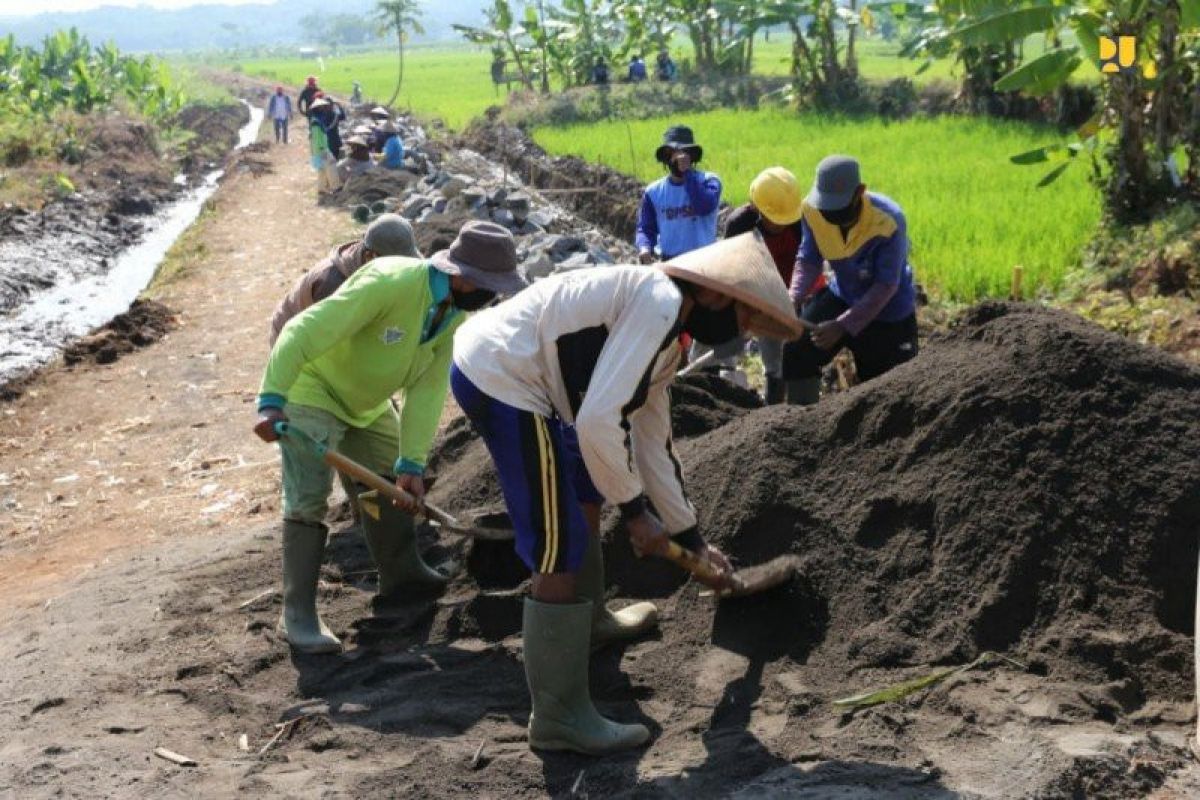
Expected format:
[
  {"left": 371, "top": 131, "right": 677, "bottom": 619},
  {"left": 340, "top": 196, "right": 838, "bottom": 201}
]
[{"left": 782, "top": 288, "right": 918, "bottom": 382}]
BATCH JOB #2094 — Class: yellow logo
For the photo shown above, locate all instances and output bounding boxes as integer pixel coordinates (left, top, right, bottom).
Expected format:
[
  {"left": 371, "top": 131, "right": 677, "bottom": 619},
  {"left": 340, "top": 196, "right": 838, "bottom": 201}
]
[{"left": 1099, "top": 35, "right": 1137, "bottom": 74}]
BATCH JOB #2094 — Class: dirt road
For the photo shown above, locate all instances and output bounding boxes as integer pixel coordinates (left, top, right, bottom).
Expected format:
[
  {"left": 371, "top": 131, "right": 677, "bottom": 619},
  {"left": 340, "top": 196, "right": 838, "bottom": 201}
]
[{"left": 0, "top": 131, "right": 349, "bottom": 609}]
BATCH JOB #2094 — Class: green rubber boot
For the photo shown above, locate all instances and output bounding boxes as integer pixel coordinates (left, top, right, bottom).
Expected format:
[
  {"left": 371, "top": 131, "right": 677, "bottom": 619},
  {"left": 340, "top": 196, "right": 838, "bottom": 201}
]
[
  {"left": 523, "top": 599, "right": 651, "bottom": 755},
  {"left": 785, "top": 377, "right": 822, "bottom": 406},
  {"left": 578, "top": 534, "right": 657, "bottom": 650},
  {"left": 279, "top": 520, "right": 342, "bottom": 654},
  {"left": 358, "top": 490, "right": 449, "bottom": 599}
]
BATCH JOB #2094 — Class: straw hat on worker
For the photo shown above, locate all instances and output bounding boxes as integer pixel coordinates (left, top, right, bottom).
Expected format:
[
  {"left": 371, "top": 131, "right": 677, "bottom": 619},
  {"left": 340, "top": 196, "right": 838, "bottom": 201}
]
[{"left": 662, "top": 230, "right": 804, "bottom": 343}]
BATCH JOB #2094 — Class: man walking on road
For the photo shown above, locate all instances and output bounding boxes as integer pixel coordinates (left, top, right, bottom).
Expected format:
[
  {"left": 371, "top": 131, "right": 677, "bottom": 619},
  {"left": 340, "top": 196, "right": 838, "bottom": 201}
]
[
  {"left": 267, "top": 86, "right": 293, "bottom": 145},
  {"left": 451, "top": 233, "right": 802, "bottom": 755},
  {"left": 252, "top": 221, "right": 526, "bottom": 655},
  {"left": 782, "top": 155, "right": 919, "bottom": 404}
]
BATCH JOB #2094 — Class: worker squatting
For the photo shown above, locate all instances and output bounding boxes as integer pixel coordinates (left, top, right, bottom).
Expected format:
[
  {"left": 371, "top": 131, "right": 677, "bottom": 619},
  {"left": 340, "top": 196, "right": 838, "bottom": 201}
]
[{"left": 253, "top": 121, "right": 918, "bottom": 755}]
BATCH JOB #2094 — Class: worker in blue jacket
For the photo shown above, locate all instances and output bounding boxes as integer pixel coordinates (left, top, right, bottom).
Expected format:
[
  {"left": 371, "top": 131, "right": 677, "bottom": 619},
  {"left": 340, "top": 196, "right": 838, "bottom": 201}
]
[{"left": 635, "top": 125, "right": 722, "bottom": 264}]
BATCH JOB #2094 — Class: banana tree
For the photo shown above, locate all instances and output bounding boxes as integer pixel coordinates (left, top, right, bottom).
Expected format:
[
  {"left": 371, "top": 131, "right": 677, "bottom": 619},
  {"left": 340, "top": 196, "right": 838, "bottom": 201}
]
[
  {"left": 950, "top": 0, "right": 1200, "bottom": 219},
  {"left": 375, "top": 0, "right": 426, "bottom": 107},
  {"left": 454, "top": 0, "right": 535, "bottom": 90}
]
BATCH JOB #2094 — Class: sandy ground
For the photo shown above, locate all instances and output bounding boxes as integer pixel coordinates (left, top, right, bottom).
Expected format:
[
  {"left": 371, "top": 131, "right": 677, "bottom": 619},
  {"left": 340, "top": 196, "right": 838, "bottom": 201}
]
[{"left": 3, "top": 117, "right": 1200, "bottom": 800}]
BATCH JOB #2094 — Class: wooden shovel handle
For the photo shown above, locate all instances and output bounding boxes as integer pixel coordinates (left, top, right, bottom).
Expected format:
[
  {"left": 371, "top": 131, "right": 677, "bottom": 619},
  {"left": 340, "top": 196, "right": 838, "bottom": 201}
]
[{"left": 663, "top": 540, "right": 742, "bottom": 592}]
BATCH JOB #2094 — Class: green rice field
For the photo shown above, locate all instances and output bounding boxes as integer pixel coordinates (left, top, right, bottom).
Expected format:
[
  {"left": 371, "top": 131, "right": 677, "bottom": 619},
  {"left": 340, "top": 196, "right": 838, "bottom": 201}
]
[
  {"left": 538, "top": 111, "right": 1099, "bottom": 302},
  {"left": 244, "top": 46, "right": 1101, "bottom": 302},
  {"left": 241, "top": 46, "right": 499, "bottom": 130}
]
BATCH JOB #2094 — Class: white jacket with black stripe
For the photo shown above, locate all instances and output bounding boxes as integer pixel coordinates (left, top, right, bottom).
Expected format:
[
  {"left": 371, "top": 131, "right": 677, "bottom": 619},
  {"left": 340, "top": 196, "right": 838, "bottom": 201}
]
[{"left": 452, "top": 265, "right": 697, "bottom": 534}]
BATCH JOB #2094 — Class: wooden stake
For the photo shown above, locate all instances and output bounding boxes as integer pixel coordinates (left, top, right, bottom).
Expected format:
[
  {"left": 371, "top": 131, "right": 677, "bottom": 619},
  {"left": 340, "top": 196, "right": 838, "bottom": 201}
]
[
  {"left": 153, "top": 747, "right": 197, "bottom": 767},
  {"left": 470, "top": 739, "right": 486, "bottom": 769},
  {"left": 1011, "top": 265, "right": 1024, "bottom": 300}
]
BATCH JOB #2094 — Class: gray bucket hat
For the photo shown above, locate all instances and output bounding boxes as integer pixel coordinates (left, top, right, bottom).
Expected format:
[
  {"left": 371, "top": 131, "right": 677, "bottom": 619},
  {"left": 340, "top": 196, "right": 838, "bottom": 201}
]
[
  {"left": 363, "top": 213, "right": 420, "bottom": 258},
  {"left": 431, "top": 221, "right": 527, "bottom": 295},
  {"left": 806, "top": 155, "right": 862, "bottom": 211}
]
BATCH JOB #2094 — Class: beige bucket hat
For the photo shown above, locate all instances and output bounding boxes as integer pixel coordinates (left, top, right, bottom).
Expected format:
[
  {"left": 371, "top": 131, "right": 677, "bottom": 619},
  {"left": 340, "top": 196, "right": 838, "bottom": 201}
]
[{"left": 660, "top": 231, "right": 804, "bottom": 341}]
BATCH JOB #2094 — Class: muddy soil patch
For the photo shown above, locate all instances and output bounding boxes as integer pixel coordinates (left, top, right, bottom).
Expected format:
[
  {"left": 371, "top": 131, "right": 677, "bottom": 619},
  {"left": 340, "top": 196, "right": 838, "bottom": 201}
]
[
  {"left": 175, "top": 101, "right": 251, "bottom": 176},
  {"left": 61, "top": 298, "right": 177, "bottom": 368}
]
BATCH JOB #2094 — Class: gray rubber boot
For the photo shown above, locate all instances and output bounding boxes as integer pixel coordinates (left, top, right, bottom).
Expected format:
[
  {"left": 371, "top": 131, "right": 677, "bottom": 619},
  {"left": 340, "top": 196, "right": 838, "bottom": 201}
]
[
  {"left": 785, "top": 377, "right": 822, "bottom": 406},
  {"left": 358, "top": 490, "right": 449, "bottom": 598},
  {"left": 578, "top": 534, "right": 657, "bottom": 649},
  {"left": 524, "top": 599, "right": 651, "bottom": 755},
  {"left": 279, "top": 520, "right": 342, "bottom": 654}
]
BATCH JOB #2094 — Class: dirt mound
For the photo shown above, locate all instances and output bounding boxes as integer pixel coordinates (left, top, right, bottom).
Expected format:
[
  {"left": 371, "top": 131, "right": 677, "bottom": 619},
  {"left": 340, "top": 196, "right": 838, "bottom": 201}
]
[
  {"left": 62, "top": 298, "right": 176, "bottom": 368},
  {"left": 460, "top": 114, "right": 645, "bottom": 242},
  {"left": 636, "top": 303, "right": 1200, "bottom": 702},
  {"left": 174, "top": 101, "right": 251, "bottom": 176},
  {"left": 329, "top": 169, "right": 422, "bottom": 207}
]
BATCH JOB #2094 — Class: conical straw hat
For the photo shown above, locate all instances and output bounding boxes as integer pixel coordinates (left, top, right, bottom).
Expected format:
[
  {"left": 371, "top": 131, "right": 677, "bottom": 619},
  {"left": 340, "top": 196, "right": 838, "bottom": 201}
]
[{"left": 660, "top": 231, "right": 803, "bottom": 341}]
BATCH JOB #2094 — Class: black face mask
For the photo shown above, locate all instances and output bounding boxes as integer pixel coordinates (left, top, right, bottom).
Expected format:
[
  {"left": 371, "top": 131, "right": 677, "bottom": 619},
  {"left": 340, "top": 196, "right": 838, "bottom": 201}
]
[
  {"left": 452, "top": 287, "right": 496, "bottom": 311},
  {"left": 685, "top": 302, "right": 739, "bottom": 346},
  {"left": 819, "top": 195, "right": 862, "bottom": 228}
]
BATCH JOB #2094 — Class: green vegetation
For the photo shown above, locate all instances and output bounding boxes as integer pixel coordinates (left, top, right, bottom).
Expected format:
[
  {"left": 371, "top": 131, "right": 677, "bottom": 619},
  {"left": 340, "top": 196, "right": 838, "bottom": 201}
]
[
  {"left": 0, "top": 29, "right": 192, "bottom": 206},
  {"left": 533, "top": 110, "right": 1100, "bottom": 302},
  {"left": 0, "top": 29, "right": 184, "bottom": 122},
  {"left": 241, "top": 46, "right": 498, "bottom": 130}
]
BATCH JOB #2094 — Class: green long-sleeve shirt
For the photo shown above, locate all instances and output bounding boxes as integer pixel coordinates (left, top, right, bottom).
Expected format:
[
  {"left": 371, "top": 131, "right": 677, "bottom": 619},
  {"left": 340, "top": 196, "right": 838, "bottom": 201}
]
[{"left": 258, "top": 257, "right": 463, "bottom": 474}]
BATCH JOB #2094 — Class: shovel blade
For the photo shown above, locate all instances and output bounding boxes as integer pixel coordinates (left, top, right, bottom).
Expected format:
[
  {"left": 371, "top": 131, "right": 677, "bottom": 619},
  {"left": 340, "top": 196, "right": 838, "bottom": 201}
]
[{"left": 720, "top": 555, "right": 801, "bottom": 599}]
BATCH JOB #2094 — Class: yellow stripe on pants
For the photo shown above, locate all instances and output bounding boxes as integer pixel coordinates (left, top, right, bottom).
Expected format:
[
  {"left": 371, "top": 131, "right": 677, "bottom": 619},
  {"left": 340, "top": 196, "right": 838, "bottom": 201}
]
[{"left": 534, "top": 416, "right": 560, "bottom": 574}]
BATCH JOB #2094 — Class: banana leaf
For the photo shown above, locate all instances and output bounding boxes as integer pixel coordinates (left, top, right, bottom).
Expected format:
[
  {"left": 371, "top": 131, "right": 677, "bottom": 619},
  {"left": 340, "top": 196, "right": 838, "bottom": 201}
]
[{"left": 833, "top": 652, "right": 1025, "bottom": 709}]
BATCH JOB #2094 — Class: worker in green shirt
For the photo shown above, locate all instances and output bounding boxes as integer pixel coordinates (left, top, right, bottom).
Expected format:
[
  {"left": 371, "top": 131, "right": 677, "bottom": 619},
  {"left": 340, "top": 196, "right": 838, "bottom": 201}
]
[{"left": 252, "top": 221, "right": 526, "bottom": 654}]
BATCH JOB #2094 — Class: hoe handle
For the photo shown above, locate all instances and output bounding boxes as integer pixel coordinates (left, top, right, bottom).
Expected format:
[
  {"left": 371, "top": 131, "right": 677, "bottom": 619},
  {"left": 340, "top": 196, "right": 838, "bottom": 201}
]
[{"left": 273, "top": 420, "right": 460, "bottom": 529}]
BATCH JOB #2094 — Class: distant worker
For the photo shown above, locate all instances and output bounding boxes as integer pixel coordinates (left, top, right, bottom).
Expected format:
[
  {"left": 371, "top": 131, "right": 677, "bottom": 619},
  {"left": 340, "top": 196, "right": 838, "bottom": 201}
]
[
  {"left": 307, "top": 97, "right": 340, "bottom": 196},
  {"left": 337, "top": 136, "right": 375, "bottom": 181},
  {"left": 628, "top": 54, "right": 647, "bottom": 82},
  {"left": 266, "top": 86, "right": 293, "bottom": 145},
  {"left": 311, "top": 93, "right": 344, "bottom": 159},
  {"left": 269, "top": 214, "right": 420, "bottom": 345},
  {"left": 725, "top": 167, "right": 825, "bottom": 404},
  {"left": 350, "top": 80, "right": 363, "bottom": 106},
  {"left": 782, "top": 155, "right": 919, "bottom": 404},
  {"left": 655, "top": 50, "right": 677, "bottom": 82},
  {"left": 298, "top": 75, "right": 320, "bottom": 118},
  {"left": 377, "top": 121, "right": 405, "bottom": 169},
  {"left": 252, "top": 222, "right": 526, "bottom": 655},
  {"left": 591, "top": 57, "right": 609, "bottom": 86},
  {"left": 450, "top": 235, "right": 801, "bottom": 754}
]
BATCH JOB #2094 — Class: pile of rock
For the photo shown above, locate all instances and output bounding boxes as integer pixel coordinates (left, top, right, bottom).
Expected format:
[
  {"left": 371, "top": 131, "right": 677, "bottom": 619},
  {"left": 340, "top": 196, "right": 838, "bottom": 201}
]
[{"left": 329, "top": 110, "right": 635, "bottom": 284}]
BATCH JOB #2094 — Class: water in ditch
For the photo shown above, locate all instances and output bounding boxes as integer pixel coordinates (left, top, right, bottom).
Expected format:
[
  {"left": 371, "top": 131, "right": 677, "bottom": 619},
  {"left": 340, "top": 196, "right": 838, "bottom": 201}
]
[{"left": 0, "top": 100, "right": 264, "bottom": 388}]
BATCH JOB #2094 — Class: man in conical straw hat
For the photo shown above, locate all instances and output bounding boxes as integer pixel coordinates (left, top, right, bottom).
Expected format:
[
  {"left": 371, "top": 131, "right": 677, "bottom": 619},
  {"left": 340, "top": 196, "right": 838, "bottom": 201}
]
[{"left": 451, "top": 231, "right": 802, "bottom": 756}]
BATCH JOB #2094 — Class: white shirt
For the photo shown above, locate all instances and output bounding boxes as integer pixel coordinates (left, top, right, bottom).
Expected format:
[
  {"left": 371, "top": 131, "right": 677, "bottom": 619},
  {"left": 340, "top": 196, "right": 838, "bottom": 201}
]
[{"left": 454, "top": 266, "right": 697, "bottom": 533}]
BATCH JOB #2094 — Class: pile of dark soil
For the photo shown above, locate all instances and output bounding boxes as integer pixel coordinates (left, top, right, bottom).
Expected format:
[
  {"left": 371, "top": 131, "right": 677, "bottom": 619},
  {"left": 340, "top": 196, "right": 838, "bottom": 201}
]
[
  {"left": 641, "top": 303, "right": 1200, "bottom": 701},
  {"left": 62, "top": 298, "right": 176, "bottom": 367},
  {"left": 328, "top": 169, "right": 422, "bottom": 208},
  {"left": 460, "top": 112, "right": 645, "bottom": 242}
]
